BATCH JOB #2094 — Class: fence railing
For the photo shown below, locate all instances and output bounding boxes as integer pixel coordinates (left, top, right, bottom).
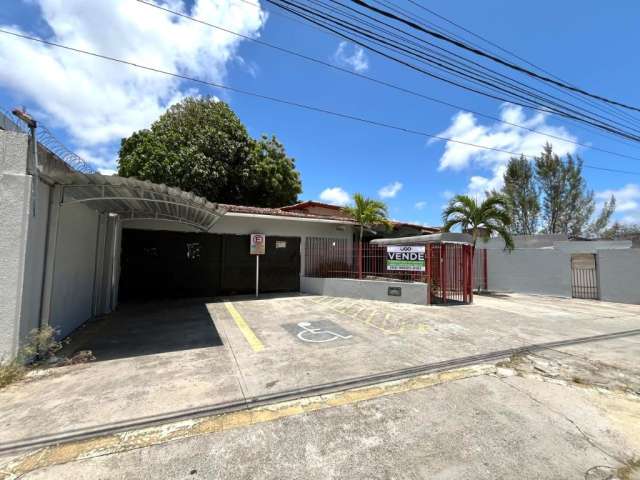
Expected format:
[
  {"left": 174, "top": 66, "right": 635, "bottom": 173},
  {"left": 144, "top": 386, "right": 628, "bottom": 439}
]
[
  {"left": 304, "top": 237, "right": 426, "bottom": 282},
  {"left": 304, "top": 237, "right": 475, "bottom": 304}
]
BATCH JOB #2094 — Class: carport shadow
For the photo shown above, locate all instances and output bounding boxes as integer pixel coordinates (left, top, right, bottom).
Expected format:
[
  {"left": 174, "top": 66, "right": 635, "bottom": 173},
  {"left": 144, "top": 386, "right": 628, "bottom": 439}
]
[{"left": 60, "top": 299, "right": 223, "bottom": 362}]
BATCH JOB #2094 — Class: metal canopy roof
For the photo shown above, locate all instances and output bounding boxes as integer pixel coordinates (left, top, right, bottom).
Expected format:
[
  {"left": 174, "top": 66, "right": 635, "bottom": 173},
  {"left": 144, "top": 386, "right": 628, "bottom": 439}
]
[
  {"left": 370, "top": 232, "right": 473, "bottom": 245},
  {"left": 52, "top": 173, "right": 227, "bottom": 232}
]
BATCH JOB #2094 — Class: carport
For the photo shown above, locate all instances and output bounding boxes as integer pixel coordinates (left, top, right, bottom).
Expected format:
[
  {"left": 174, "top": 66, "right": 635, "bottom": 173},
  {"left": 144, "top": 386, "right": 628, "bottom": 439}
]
[
  {"left": 1, "top": 122, "right": 356, "bottom": 361},
  {"left": 33, "top": 168, "right": 229, "bottom": 341}
]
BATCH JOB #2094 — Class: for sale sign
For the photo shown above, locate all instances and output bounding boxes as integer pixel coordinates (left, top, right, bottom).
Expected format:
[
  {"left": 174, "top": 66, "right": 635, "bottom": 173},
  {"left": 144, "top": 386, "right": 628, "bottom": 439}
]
[{"left": 386, "top": 245, "right": 425, "bottom": 272}]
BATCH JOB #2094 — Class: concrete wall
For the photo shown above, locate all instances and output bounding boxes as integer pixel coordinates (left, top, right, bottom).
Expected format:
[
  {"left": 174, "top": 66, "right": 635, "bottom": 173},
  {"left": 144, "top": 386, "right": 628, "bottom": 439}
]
[
  {"left": 49, "top": 203, "right": 100, "bottom": 338},
  {"left": 486, "top": 248, "right": 572, "bottom": 297},
  {"left": 597, "top": 249, "right": 640, "bottom": 304},
  {"left": 0, "top": 131, "right": 31, "bottom": 359},
  {"left": 301, "top": 277, "right": 428, "bottom": 305},
  {"left": 19, "top": 180, "right": 50, "bottom": 340}
]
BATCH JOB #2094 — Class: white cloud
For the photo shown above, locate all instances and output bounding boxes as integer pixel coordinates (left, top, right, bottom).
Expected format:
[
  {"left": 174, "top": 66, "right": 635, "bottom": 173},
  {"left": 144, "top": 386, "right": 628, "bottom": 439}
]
[
  {"left": 332, "top": 41, "right": 369, "bottom": 73},
  {"left": 442, "top": 190, "right": 454, "bottom": 200},
  {"left": 596, "top": 184, "right": 640, "bottom": 224},
  {"left": 0, "top": 0, "right": 266, "bottom": 168},
  {"left": 378, "top": 181, "right": 402, "bottom": 199},
  {"left": 432, "top": 104, "right": 578, "bottom": 198},
  {"left": 414, "top": 201, "right": 426, "bottom": 210},
  {"left": 319, "top": 186, "right": 350, "bottom": 206}
]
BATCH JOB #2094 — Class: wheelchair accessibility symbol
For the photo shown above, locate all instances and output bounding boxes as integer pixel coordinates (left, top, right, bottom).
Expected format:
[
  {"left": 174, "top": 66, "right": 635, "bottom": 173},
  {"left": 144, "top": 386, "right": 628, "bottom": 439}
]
[
  {"left": 283, "top": 320, "right": 353, "bottom": 345},
  {"left": 296, "top": 322, "right": 353, "bottom": 343}
]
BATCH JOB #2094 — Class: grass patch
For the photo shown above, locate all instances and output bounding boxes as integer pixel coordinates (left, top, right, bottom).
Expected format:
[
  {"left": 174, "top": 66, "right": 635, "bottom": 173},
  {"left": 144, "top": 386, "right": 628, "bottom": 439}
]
[
  {"left": 617, "top": 458, "right": 640, "bottom": 480},
  {"left": 0, "top": 361, "right": 26, "bottom": 389},
  {"left": 0, "top": 326, "right": 64, "bottom": 390}
]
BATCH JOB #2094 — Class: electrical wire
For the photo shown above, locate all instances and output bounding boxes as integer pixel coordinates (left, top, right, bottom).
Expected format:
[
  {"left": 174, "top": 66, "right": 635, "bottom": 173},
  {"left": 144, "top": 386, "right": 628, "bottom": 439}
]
[
  {"left": 1, "top": 28, "right": 639, "bottom": 177},
  {"left": 267, "top": 0, "right": 640, "bottom": 142},
  {"left": 351, "top": 0, "right": 640, "bottom": 113},
  {"left": 399, "top": 0, "right": 640, "bottom": 129},
  {"left": 136, "top": 0, "right": 640, "bottom": 162}
]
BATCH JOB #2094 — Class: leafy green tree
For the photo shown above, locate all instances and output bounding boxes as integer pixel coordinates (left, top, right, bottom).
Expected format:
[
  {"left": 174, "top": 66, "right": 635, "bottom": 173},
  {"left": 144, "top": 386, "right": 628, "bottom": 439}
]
[
  {"left": 587, "top": 195, "right": 616, "bottom": 237},
  {"left": 502, "top": 155, "right": 539, "bottom": 235},
  {"left": 534, "top": 143, "right": 595, "bottom": 236},
  {"left": 343, "top": 193, "right": 392, "bottom": 243},
  {"left": 442, "top": 194, "right": 515, "bottom": 250},
  {"left": 118, "top": 97, "right": 301, "bottom": 207}
]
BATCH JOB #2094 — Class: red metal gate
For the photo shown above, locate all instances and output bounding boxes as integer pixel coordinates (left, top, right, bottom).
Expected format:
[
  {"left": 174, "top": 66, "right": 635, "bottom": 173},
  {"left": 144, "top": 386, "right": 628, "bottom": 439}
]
[{"left": 427, "top": 243, "right": 474, "bottom": 305}]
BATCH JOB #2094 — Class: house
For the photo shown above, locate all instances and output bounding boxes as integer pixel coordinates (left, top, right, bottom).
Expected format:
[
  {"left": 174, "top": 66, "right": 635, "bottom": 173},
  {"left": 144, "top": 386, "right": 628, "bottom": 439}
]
[
  {"left": 281, "top": 200, "right": 439, "bottom": 239},
  {"left": 0, "top": 111, "right": 439, "bottom": 360}
]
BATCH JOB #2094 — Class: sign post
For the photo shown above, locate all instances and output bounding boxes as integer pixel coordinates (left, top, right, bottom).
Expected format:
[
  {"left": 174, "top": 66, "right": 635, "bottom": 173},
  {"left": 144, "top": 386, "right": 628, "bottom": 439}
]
[{"left": 250, "top": 234, "right": 266, "bottom": 297}]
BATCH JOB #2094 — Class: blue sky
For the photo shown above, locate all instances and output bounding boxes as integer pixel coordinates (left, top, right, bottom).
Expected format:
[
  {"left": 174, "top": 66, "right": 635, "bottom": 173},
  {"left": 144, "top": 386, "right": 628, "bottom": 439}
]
[{"left": 2, "top": 0, "right": 640, "bottom": 227}]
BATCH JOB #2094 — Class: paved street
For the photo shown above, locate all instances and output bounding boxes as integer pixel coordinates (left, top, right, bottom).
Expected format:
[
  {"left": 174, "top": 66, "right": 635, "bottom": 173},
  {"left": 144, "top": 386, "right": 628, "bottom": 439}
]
[{"left": 0, "top": 293, "right": 639, "bottom": 479}]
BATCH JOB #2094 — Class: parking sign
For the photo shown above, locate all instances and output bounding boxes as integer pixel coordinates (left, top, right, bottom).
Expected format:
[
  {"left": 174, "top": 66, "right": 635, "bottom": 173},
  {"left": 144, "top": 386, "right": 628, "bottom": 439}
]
[{"left": 250, "top": 233, "right": 265, "bottom": 255}]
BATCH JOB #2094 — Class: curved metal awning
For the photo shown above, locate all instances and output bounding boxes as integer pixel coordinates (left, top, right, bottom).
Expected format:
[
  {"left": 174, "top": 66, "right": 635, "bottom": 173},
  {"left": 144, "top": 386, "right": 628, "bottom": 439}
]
[
  {"left": 50, "top": 172, "right": 227, "bottom": 232},
  {"left": 370, "top": 232, "right": 473, "bottom": 245}
]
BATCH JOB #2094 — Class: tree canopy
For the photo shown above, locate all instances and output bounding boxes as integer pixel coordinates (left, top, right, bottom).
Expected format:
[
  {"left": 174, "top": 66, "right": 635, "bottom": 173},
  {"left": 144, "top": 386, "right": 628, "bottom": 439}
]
[
  {"left": 502, "top": 154, "right": 539, "bottom": 235},
  {"left": 118, "top": 97, "right": 302, "bottom": 207},
  {"left": 442, "top": 194, "right": 514, "bottom": 250},
  {"left": 343, "top": 193, "right": 391, "bottom": 242},
  {"left": 499, "top": 143, "right": 615, "bottom": 237}
]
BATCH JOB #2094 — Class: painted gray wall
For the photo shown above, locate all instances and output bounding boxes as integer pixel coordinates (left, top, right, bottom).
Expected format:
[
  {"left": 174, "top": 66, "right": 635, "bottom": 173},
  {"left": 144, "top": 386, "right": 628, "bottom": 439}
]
[
  {"left": 486, "top": 248, "right": 572, "bottom": 297},
  {"left": 597, "top": 250, "right": 640, "bottom": 304},
  {"left": 49, "top": 203, "right": 100, "bottom": 338},
  {"left": 19, "top": 180, "right": 50, "bottom": 340},
  {"left": 0, "top": 131, "right": 31, "bottom": 359},
  {"left": 301, "top": 277, "right": 428, "bottom": 305}
]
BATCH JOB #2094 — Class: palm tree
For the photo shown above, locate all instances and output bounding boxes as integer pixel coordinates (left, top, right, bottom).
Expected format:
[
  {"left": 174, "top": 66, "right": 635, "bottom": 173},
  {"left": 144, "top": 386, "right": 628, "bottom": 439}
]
[
  {"left": 344, "top": 193, "right": 392, "bottom": 278},
  {"left": 442, "top": 194, "right": 515, "bottom": 251}
]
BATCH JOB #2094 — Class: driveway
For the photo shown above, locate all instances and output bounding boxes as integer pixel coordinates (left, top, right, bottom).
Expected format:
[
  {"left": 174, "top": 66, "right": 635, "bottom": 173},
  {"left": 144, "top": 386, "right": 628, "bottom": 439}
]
[{"left": 0, "top": 293, "right": 639, "bottom": 463}]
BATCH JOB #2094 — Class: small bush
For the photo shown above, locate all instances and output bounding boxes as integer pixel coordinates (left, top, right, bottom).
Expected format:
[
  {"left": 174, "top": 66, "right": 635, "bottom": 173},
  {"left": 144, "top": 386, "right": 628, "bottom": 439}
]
[
  {"left": 0, "top": 326, "right": 64, "bottom": 390},
  {"left": 20, "top": 325, "right": 64, "bottom": 363}
]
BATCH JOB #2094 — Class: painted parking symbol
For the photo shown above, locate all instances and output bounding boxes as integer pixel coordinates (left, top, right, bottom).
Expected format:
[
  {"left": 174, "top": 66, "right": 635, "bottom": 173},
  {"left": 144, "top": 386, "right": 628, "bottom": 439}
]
[
  {"left": 296, "top": 322, "right": 352, "bottom": 343},
  {"left": 283, "top": 320, "right": 353, "bottom": 345}
]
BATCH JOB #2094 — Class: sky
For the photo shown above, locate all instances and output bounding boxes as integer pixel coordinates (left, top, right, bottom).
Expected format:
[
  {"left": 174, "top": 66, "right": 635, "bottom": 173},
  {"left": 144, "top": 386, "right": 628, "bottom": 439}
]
[{"left": 1, "top": 0, "right": 640, "bottom": 228}]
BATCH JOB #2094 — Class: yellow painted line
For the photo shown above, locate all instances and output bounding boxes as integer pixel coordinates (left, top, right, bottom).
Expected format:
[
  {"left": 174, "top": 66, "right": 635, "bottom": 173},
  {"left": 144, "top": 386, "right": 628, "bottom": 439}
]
[
  {"left": 0, "top": 364, "right": 495, "bottom": 478},
  {"left": 224, "top": 302, "right": 264, "bottom": 352}
]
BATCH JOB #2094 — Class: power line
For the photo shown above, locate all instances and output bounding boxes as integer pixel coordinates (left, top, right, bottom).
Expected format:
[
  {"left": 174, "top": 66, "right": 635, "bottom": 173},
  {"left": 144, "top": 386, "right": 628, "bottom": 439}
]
[
  {"left": 236, "top": 0, "right": 640, "bottom": 149},
  {"left": 387, "top": 0, "right": 640, "bottom": 130},
  {"left": 1, "top": 27, "right": 639, "bottom": 177},
  {"left": 321, "top": 0, "right": 640, "bottom": 138},
  {"left": 268, "top": 0, "right": 640, "bottom": 142},
  {"left": 136, "top": 0, "right": 640, "bottom": 162},
  {"left": 351, "top": 0, "right": 640, "bottom": 113}
]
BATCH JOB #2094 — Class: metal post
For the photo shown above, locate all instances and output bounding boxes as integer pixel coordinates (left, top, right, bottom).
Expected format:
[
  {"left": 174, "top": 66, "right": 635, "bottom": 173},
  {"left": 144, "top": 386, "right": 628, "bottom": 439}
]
[
  {"left": 255, "top": 255, "right": 259, "bottom": 298},
  {"left": 29, "top": 124, "right": 38, "bottom": 216},
  {"left": 441, "top": 244, "right": 447, "bottom": 304}
]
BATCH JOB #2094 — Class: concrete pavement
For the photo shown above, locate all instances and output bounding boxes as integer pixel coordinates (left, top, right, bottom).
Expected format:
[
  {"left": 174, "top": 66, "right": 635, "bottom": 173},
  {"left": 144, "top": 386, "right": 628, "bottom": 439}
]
[
  {"left": 0, "top": 293, "right": 639, "bottom": 478},
  {"left": 9, "top": 365, "right": 640, "bottom": 480}
]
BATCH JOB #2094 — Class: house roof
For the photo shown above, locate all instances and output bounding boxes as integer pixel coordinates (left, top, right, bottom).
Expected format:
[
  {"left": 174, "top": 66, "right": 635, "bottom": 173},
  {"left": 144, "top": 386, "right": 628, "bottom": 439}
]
[
  {"left": 280, "top": 200, "right": 440, "bottom": 232},
  {"left": 220, "top": 203, "right": 357, "bottom": 223},
  {"left": 280, "top": 200, "right": 345, "bottom": 212}
]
